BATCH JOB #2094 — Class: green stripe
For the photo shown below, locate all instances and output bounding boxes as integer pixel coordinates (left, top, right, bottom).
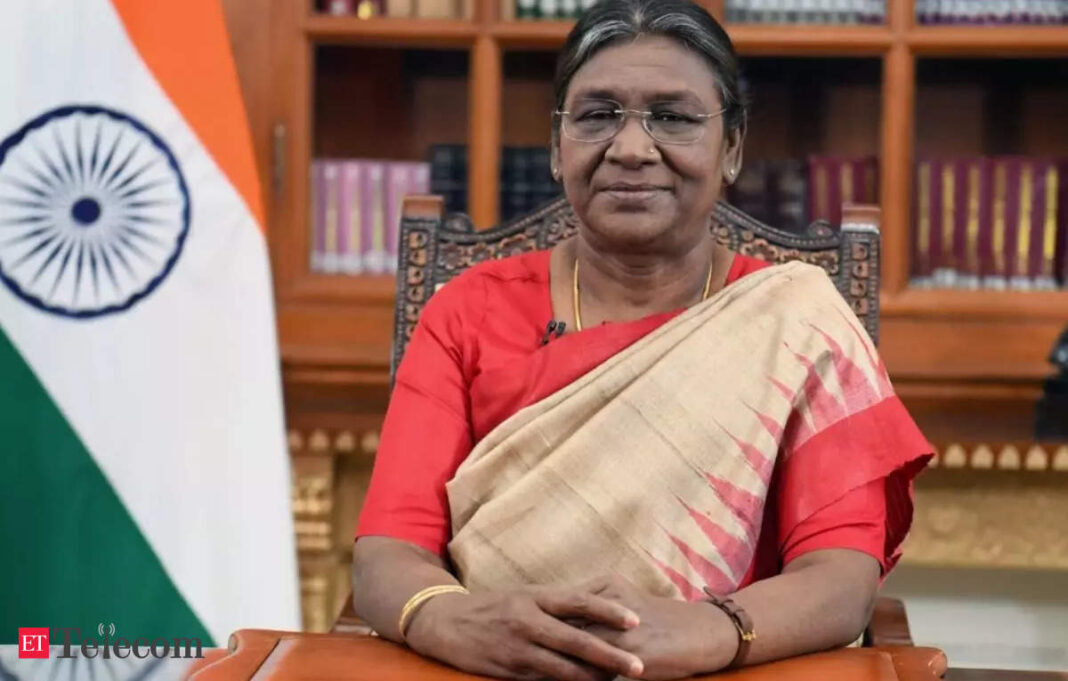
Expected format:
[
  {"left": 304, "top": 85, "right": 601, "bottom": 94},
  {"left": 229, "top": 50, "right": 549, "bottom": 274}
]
[{"left": 0, "top": 324, "right": 212, "bottom": 646}]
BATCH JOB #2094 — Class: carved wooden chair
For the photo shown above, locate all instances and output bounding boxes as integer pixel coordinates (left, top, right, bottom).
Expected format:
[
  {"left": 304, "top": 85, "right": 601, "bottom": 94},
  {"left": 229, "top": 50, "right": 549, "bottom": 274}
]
[
  {"left": 336, "top": 197, "right": 910, "bottom": 647},
  {"left": 390, "top": 197, "right": 881, "bottom": 373}
]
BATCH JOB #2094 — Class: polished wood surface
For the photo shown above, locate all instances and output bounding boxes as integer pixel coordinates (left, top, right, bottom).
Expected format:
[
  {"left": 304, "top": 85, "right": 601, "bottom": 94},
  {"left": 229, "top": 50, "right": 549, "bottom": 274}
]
[
  {"left": 945, "top": 670, "right": 1068, "bottom": 681},
  {"left": 187, "top": 630, "right": 949, "bottom": 681}
]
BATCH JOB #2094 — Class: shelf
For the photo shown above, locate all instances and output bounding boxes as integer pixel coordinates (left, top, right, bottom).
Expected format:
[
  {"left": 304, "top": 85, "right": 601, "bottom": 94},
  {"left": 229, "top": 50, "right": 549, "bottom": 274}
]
[
  {"left": 492, "top": 21, "right": 894, "bottom": 53},
  {"left": 284, "top": 273, "right": 398, "bottom": 304},
  {"left": 303, "top": 16, "right": 479, "bottom": 47},
  {"left": 908, "top": 26, "right": 1068, "bottom": 55},
  {"left": 882, "top": 288, "right": 1068, "bottom": 322},
  {"left": 727, "top": 25, "right": 893, "bottom": 55},
  {"left": 491, "top": 20, "right": 574, "bottom": 48}
]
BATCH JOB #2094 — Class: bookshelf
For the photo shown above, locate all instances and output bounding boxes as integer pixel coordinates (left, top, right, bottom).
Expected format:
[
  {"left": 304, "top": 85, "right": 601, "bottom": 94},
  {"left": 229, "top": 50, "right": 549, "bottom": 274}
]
[
  {"left": 223, "top": 0, "right": 1068, "bottom": 629},
  {"left": 263, "top": 0, "right": 1067, "bottom": 398}
]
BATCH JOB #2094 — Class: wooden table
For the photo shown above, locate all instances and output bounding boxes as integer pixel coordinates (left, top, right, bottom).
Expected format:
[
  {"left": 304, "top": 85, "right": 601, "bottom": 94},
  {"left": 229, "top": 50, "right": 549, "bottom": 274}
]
[{"left": 186, "top": 629, "right": 949, "bottom": 680}]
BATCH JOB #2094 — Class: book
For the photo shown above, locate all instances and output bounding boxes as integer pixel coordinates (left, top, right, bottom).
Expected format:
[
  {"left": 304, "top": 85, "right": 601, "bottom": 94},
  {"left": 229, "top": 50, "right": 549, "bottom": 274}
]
[
  {"left": 516, "top": 0, "right": 538, "bottom": 19},
  {"left": 339, "top": 161, "right": 363, "bottom": 275},
  {"left": 538, "top": 0, "right": 560, "bottom": 19},
  {"left": 982, "top": 158, "right": 1010, "bottom": 289},
  {"left": 912, "top": 156, "right": 1066, "bottom": 290},
  {"left": 322, "top": 160, "right": 342, "bottom": 274},
  {"left": 415, "top": 0, "right": 458, "bottom": 18},
  {"left": 429, "top": 144, "right": 468, "bottom": 214},
  {"left": 807, "top": 155, "right": 878, "bottom": 227},
  {"left": 323, "top": 0, "right": 356, "bottom": 14},
  {"left": 1035, "top": 161, "right": 1060, "bottom": 289},
  {"left": 385, "top": 164, "right": 410, "bottom": 275},
  {"left": 912, "top": 160, "right": 935, "bottom": 286},
  {"left": 1058, "top": 161, "right": 1068, "bottom": 287},
  {"left": 387, "top": 0, "right": 413, "bottom": 17},
  {"left": 359, "top": 163, "right": 386, "bottom": 274},
  {"left": 310, "top": 161, "right": 325, "bottom": 272}
]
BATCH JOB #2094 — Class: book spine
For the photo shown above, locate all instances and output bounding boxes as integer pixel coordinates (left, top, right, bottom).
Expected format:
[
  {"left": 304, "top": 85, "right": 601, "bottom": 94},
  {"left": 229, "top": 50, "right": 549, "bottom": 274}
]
[
  {"left": 516, "top": 0, "right": 535, "bottom": 18},
  {"left": 310, "top": 161, "right": 324, "bottom": 273},
  {"left": 728, "top": 160, "right": 769, "bottom": 223},
  {"left": 386, "top": 0, "right": 414, "bottom": 16},
  {"left": 1008, "top": 159, "right": 1035, "bottom": 288},
  {"left": 777, "top": 159, "right": 808, "bottom": 233},
  {"left": 807, "top": 156, "right": 832, "bottom": 224},
  {"left": 531, "top": 147, "right": 556, "bottom": 209},
  {"left": 359, "top": 162, "right": 385, "bottom": 274},
  {"left": 386, "top": 0, "right": 413, "bottom": 16},
  {"left": 322, "top": 161, "right": 341, "bottom": 274},
  {"left": 1001, "top": 157, "right": 1023, "bottom": 286},
  {"left": 726, "top": 0, "right": 741, "bottom": 21},
  {"left": 982, "top": 159, "right": 1010, "bottom": 288},
  {"left": 414, "top": 0, "right": 457, "bottom": 18},
  {"left": 559, "top": 0, "right": 579, "bottom": 18},
  {"left": 325, "top": 0, "right": 356, "bottom": 14},
  {"left": 960, "top": 160, "right": 983, "bottom": 288},
  {"left": 839, "top": 157, "right": 856, "bottom": 207},
  {"left": 1058, "top": 160, "right": 1068, "bottom": 287},
  {"left": 538, "top": 0, "right": 559, "bottom": 19},
  {"left": 412, "top": 161, "right": 430, "bottom": 195},
  {"left": 932, "top": 159, "right": 959, "bottom": 287},
  {"left": 340, "top": 161, "right": 363, "bottom": 275},
  {"left": 913, "top": 160, "right": 934, "bottom": 286},
  {"left": 1036, "top": 161, "right": 1060, "bottom": 288},
  {"left": 384, "top": 163, "right": 407, "bottom": 275}
]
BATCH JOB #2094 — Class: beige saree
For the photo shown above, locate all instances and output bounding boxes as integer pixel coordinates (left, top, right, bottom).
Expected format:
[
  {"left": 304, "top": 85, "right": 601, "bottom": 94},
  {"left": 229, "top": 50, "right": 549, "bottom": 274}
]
[{"left": 446, "top": 261, "right": 930, "bottom": 599}]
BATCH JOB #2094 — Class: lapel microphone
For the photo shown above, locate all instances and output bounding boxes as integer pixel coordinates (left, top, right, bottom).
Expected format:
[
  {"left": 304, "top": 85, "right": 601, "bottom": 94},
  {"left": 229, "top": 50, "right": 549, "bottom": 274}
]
[{"left": 540, "top": 320, "right": 568, "bottom": 346}]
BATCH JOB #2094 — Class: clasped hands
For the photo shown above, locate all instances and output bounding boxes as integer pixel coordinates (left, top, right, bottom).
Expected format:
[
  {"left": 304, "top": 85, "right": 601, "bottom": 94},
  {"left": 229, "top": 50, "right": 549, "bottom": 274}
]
[{"left": 404, "top": 574, "right": 738, "bottom": 681}]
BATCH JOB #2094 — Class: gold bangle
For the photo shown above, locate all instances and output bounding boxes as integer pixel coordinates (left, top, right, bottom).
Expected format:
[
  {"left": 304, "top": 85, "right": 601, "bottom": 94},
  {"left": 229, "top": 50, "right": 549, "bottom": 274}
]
[{"left": 397, "top": 584, "right": 469, "bottom": 640}]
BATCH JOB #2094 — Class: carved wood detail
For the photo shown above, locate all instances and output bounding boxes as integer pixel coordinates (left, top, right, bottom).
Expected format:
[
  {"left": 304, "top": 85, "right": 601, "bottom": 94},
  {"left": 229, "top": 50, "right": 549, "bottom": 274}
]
[
  {"left": 905, "top": 468, "right": 1068, "bottom": 570},
  {"left": 393, "top": 198, "right": 881, "bottom": 369},
  {"left": 288, "top": 428, "right": 379, "bottom": 632}
]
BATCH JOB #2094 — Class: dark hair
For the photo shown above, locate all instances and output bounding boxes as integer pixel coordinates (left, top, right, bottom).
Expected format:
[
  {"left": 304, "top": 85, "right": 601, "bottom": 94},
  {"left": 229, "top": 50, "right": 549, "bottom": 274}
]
[{"left": 553, "top": 0, "right": 746, "bottom": 134}]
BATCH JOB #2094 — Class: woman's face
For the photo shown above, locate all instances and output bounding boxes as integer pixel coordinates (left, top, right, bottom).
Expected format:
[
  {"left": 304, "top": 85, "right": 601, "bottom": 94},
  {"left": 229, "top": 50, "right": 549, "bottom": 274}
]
[{"left": 554, "top": 35, "right": 743, "bottom": 254}]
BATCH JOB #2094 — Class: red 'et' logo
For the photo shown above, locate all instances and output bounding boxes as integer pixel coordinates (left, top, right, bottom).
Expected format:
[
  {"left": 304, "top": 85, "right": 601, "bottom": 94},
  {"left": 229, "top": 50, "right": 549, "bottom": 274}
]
[{"left": 19, "top": 628, "right": 49, "bottom": 658}]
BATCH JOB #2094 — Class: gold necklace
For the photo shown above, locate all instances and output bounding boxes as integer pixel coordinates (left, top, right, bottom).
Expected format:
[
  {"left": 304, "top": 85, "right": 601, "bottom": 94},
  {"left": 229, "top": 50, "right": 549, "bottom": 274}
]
[{"left": 572, "top": 256, "right": 715, "bottom": 332}]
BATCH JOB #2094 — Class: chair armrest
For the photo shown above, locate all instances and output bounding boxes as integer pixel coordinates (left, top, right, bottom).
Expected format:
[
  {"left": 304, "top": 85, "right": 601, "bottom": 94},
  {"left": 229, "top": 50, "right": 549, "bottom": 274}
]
[
  {"left": 332, "top": 590, "right": 374, "bottom": 636},
  {"left": 865, "top": 596, "right": 914, "bottom": 647}
]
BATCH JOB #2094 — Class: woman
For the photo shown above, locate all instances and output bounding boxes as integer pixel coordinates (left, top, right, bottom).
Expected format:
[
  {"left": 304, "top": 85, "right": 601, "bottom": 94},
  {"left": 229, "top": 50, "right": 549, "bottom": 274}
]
[{"left": 352, "top": 0, "right": 931, "bottom": 679}]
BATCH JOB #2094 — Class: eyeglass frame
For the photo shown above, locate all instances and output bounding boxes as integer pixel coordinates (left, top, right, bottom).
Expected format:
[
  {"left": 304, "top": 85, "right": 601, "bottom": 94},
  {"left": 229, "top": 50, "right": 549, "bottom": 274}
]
[{"left": 552, "top": 101, "right": 728, "bottom": 145}]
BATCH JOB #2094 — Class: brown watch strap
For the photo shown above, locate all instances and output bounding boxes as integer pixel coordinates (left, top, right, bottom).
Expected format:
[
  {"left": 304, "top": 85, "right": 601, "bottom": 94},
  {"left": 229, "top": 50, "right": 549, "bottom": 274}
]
[{"left": 703, "top": 587, "right": 756, "bottom": 669}]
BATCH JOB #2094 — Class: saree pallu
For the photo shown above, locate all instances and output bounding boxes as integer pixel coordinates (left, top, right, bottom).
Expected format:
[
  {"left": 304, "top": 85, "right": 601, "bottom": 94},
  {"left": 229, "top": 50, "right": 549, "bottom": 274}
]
[{"left": 445, "top": 261, "right": 931, "bottom": 599}]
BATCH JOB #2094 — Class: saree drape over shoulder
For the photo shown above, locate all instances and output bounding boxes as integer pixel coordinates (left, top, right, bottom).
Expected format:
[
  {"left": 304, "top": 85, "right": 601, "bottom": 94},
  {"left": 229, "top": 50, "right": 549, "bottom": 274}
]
[
  {"left": 357, "top": 252, "right": 931, "bottom": 597},
  {"left": 447, "top": 262, "right": 928, "bottom": 597}
]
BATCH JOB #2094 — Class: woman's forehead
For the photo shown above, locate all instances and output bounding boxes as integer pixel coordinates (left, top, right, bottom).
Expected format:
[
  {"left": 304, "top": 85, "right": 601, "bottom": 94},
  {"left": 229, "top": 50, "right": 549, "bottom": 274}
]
[{"left": 566, "top": 36, "right": 721, "bottom": 104}]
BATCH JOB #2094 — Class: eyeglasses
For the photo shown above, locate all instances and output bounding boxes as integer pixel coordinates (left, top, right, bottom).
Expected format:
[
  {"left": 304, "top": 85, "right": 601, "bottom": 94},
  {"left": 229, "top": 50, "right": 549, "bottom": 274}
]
[{"left": 554, "top": 99, "right": 726, "bottom": 145}]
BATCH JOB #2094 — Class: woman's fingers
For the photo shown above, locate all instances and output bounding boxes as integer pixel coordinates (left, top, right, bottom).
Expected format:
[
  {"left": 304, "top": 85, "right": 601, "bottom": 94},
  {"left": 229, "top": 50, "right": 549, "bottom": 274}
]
[
  {"left": 506, "top": 642, "right": 623, "bottom": 681},
  {"left": 535, "top": 588, "right": 640, "bottom": 630},
  {"left": 522, "top": 613, "right": 644, "bottom": 678}
]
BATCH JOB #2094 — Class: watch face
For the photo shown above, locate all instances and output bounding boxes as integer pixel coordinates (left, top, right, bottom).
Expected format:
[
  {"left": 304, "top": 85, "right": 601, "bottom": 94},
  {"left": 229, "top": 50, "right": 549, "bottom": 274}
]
[{"left": 0, "top": 647, "right": 199, "bottom": 681}]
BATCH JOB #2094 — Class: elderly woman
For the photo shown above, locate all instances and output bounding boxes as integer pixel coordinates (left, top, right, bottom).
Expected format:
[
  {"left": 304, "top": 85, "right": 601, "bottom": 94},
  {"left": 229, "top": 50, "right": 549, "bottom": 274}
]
[{"left": 351, "top": 0, "right": 930, "bottom": 678}]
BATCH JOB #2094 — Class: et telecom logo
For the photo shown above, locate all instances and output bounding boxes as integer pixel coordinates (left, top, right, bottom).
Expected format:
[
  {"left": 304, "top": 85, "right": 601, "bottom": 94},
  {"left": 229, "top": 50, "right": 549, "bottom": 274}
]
[{"left": 18, "top": 623, "right": 204, "bottom": 659}]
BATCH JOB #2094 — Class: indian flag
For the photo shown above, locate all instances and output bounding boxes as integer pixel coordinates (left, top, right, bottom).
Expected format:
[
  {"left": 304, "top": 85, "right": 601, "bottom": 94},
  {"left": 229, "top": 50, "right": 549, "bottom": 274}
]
[{"left": 0, "top": 0, "right": 300, "bottom": 647}]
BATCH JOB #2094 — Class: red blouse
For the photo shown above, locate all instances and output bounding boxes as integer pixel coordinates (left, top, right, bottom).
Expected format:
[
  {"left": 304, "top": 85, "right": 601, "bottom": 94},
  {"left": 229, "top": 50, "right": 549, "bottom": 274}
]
[{"left": 357, "top": 250, "right": 891, "bottom": 586}]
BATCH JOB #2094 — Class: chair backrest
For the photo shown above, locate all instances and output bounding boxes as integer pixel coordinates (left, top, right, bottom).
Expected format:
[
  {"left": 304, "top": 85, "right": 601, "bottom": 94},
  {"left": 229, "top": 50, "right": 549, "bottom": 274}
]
[{"left": 392, "top": 198, "right": 881, "bottom": 377}]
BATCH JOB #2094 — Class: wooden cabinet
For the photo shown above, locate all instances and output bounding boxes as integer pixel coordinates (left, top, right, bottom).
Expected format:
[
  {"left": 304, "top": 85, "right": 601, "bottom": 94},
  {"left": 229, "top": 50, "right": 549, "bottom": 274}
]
[{"left": 221, "top": 0, "right": 1068, "bottom": 629}]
